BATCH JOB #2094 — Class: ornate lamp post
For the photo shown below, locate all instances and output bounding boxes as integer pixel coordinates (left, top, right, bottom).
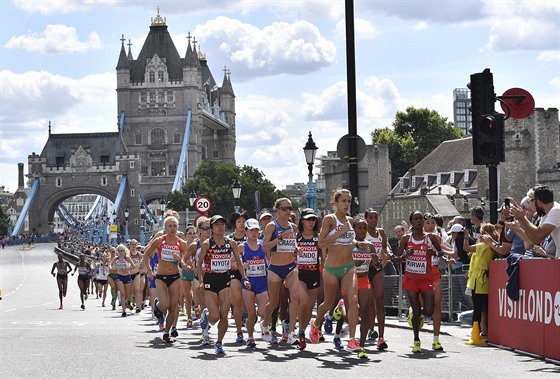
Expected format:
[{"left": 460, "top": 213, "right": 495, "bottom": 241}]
[
  {"left": 139, "top": 204, "right": 146, "bottom": 246},
  {"left": 303, "top": 131, "right": 318, "bottom": 210},
  {"left": 186, "top": 190, "right": 197, "bottom": 227},
  {"left": 231, "top": 179, "right": 242, "bottom": 213},
  {"left": 124, "top": 208, "right": 129, "bottom": 242},
  {"left": 95, "top": 215, "right": 100, "bottom": 243},
  {"left": 102, "top": 213, "right": 108, "bottom": 245},
  {"left": 159, "top": 199, "right": 166, "bottom": 229}
]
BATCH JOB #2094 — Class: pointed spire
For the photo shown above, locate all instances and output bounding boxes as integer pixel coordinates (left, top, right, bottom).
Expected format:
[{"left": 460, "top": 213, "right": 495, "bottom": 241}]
[
  {"left": 116, "top": 33, "right": 129, "bottom": 69},
  {"left": 221, "top": 66, "right": 234, "bottom": 94},
  {"left": 184, "top": 31, "right": 200, "bottom": 67},
  {"left": 127, "top": 39, "right": 133, "bottom": 60}
]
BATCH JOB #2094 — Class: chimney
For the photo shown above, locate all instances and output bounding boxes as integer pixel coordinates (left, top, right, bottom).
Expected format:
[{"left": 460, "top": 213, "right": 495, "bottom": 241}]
[{"left": 18, "top": 163, "right": 24, "bottom": 188}]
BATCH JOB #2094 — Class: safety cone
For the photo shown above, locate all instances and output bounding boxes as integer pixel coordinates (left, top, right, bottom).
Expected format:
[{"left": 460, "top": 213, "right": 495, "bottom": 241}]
[{"left": 465, "top": 321, "right": 487, "bottom": 346}]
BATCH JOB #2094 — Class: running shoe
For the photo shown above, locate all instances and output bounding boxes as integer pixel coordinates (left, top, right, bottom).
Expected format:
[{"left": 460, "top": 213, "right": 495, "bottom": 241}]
[
  {"left": 377, "top": 337, "right": 388, "bottom": 350},
  {"left": 270, "top": 330, "right": 279, "bottom": 344},
  {"left": 187, "top": 319, "right": 193, "bottom": 329},
  {"left": 202, "top": 335, "right": 211, "bottom": 345},
  {"left": 358, "top": 348, "right": 368, "bottom": 359},
  {"left": 215, "top": 341, "right": 224, "bottom": 354},
  {"left": 136, "top": 307, "right": 141, "bottom": 314},
  {"left": 324, "top": 314, "right": 333, "bottom": 334},
  {"left": 84, "top": 294, "right": 88, "bottom": 301},
  {"left": 194, "top": 306, "right": 201, "bottom": 320},
  {"left": 102, "top": 303, "right": 105, "bottom": 307},
  {"left": 121, "top": 311, "right": 127, "bottom": 317},
  {"left": 432, "top": 338, "right": 443, "bottom": 351},
  {"left": 200, "top": 308, "right": 209, "bottom": 330},
  {"left": 345, "top": 338, "right": 360, "bottom": 352},
  {"left": 288, "top": 332, "right": 299, "bottom": 346},
  {"left": 480, "top": 334, "right": 488, "bottom": 343},
  {"left": 309, "top": 319, "right": 321, "bottom": 344},
  {"left": 159, "top": 322, "right": 165, "bottom": 331},
  {"left": 81, "top": 304, "right": 85, "bottom": 310},
  {"left": 112, "top": 303, "right": 116, "bottom": 311},
  {"left": 260, "top": 321, "right": 272, "bottom": 342},
  {"left": 333, "top": 336, "right": 343, "bottom": 349},
  {"left": 153, "top": 300, "right": 164, "bottom": 319},
  {"left": 163, "top": 333, "right": 171, "bottom": 343},
  {"left": 171, "top": 327, "right": 179, "bottom": 338},
  {"left": 297, "top": 334, "right": 307, "bottom": 350},
  {"left": 281, "top": 320, "right": 289, "bottom": 342},
  {"left": 333, "top": 299, "right": 345, "bottom": 320},
  {"left": 246, "top": 338, "right": 256, "bottom": 348},
  {"left": 319, "top": 330, "right": 325, "bottom": 342},
  {"left": 179, "top": 310, "right": 186, "bottom": 316},
  {"left": 407, "top": 307, "right": 424, "bottom": 328},
  {"left": 368, "top": 329, "right": 379, "bottom": 341},
  {"left": 59, "top": 304, "right": 63, "bottom": 310},
  {"left": 236, "top": 332, "right": 244, "bottom": 343},
  {"left": 128, "top": 300, "right": 134, "bottom": 310},
  {"left": 413, "top": 340, "right": 422, "bottom": 353}
]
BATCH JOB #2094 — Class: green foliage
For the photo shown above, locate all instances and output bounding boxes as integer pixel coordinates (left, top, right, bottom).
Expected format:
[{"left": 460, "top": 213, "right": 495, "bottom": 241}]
[
  {"left": 165, "top": 160, "right": 286, "bottom": 221},
  {"left": 0, "top": 206, "right": 8, "bottom": 236},
  {"left": 371, "top": 106, "right": 465, "bottom": 187}
]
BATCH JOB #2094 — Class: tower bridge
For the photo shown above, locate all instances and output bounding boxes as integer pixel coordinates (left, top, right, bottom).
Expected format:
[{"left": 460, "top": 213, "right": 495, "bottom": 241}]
[{"left": 14, "top": 9, "right": 236, "bottom": 239}]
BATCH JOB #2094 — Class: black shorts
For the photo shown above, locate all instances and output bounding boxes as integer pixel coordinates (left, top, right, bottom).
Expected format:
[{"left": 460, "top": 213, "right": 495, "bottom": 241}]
[
  {"left": 298, "top": 269, "right": 321, "bottom": 290},
  {"left": 203, "top": 272, "right": 231, "bottom": 294},
  {"left": 97, "top": 279, "right": 108, "bottom": 286},
  {"left": 368, "top": 266, "right": 383, "bottom": 282},
  {"left": 130, "top": 272, "right": 143, "bottom": 282},
  {"left": 78, "top": 275, "right": 89, "bottom": 282},
  {"left": 56, "top": 274, "right": 68, "bottom": 280},
  {"left": 229, "top": 269, "right": 242, "bottom": 282},
  {"left": 155, "top": 273, "right": 180, "bottom": 287}
]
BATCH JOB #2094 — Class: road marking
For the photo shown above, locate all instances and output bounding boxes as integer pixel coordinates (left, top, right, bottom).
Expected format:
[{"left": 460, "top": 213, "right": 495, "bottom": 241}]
[{"left": 4, "top": 308, "right": 17, "bottom": 312}]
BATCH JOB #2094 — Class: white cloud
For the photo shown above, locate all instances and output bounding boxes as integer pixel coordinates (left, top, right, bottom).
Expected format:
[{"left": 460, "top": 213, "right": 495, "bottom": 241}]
[
  {"left": 483, "top": 0, "right": 559, "bottom": 51},
  {"left": 551, "top": 77, "right": 560, "bottom": 89},
  {"left": 537, "top": 50, "right": 560, "bottom": 62},
  {"left": 194, "top": 16, "right": 336, "bottom": 80},
  {"left": 335, "top": 18, "right": 378, "bottom": 40},
  {"left": 5, "top": 24, "right": 102, "bottom": 54},
  {"left": 413, "top": 22, "right": 428, "bottom": 31}
]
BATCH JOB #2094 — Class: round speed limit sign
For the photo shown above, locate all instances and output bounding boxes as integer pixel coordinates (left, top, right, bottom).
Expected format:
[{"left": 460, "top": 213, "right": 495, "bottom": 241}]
[{"left": 194, "top": 196, "right": 212, "bottom": 213}]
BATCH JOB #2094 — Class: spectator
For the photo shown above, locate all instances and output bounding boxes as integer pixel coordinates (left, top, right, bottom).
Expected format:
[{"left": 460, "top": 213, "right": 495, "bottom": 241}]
[
  {"left": 511, "top": 184, "right": 560, "bottom": 259},
  {"left": 469, "top": 206, "right": 484, "bottom": 238}
]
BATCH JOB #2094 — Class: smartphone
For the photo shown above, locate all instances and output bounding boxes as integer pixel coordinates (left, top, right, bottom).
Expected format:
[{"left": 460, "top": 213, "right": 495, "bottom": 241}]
[{"left": 504, "top": 198, "right": 510, "bottom": 208}]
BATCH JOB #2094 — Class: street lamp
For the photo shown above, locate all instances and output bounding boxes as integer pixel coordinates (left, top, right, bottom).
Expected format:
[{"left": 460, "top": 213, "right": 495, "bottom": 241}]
[
  {"left": 124, "top": 208, "right": 129, "bottom": 242},
  {"left": 187, "top": 190, "right": 197, "bottom": 226},
  {"left": 232, "top": 179, "right": 242, "bottom": 212},
  {"left": 303, "top": 131, "right": 318, "bottom": 210},
  {"left": 112, "top": 210, "right": 117, "bottom": 245},
  {"left": 102, "top": 213, "right": 108, "bottom": 245},
  {"left": 95, "top": 215, "right": 100, "bottom": 243},
  {"left": 139, "top": 204, "right": 146, "bottom": 246}
]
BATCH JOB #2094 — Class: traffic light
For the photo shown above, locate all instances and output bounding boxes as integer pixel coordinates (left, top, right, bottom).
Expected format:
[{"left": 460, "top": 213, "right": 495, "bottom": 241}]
[
  {"left": 468, "top": 69, "right": 504, "bottom": 165},
  {"left": 473, "top": 113, "right": 505, "bottom": 165}
]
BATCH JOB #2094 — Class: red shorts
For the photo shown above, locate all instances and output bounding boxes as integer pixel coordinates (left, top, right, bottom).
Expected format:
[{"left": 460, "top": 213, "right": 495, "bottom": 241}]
[
  {"left": 402, "top": 276, "right": 434, "bottom": 293},
  {"left": 432, "top": 266, "right": 441, "bottom": 284},
  {"left": 357, "top": 275, "right": 370, "bottom": 290}
]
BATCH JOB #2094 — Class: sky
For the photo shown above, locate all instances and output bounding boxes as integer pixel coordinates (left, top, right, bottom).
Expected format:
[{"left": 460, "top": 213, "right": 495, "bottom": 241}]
[{"left": 1, "top": 0, "right": 559, "bottom": 195}]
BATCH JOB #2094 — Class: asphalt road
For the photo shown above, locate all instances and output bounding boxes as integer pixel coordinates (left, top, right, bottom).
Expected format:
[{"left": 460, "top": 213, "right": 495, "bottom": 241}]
[{"left": 1, "top": 244, "right": 558, "bottom": 378}]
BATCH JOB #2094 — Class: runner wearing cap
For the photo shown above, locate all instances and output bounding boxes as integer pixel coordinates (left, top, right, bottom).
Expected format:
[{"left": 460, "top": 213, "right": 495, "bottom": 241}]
[
  {"left": 241, "top": 218, "right": 269, "bottom": 348},
  {"left": 198, "top": 215, "right": 249, "bottom": 354}
]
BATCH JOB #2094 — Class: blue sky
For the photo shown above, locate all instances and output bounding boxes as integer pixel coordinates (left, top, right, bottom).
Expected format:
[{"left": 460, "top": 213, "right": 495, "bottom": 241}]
[{"left": 1, "top": 0, "right": 559, "bottom": 194}]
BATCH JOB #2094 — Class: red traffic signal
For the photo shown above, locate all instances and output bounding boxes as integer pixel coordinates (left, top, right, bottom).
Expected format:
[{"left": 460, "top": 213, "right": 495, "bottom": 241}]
[{"left": 472, "top": 113, "right": 505, "bottom": 165}]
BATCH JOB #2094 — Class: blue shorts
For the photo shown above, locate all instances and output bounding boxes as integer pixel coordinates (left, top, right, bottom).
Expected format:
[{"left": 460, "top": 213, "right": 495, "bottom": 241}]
[
  {"left": 268, "top": 262, "right": 297, "bottom": 280},
  {"left": 116, "top": 274, "right": 132, "bottom": 284},
  {"left": 243, "top": 276, "right": 268, "bottom": 295},
  {"left": 181, "top": 269, "right": 195, "bottom": 282},
  {"left": 149, "top": 277, "right": 157, "bottom": 289}
]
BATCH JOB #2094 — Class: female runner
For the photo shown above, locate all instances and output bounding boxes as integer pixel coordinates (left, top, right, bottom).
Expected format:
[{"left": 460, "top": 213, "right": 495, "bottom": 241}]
[
  {"left": 198, "top": 215, "right": 248, "bottom": 354},
  {"left": 95, "top": 253, "right": 110, "bottom": 307},
  {"left": 51, "top": 253, "right": 72, "bottom": 309},
  {"left": 142, "top": 216, "right": 187, "bottom": 342},
  {"left": 260, "top": 198, "right": 302, "bottom": 346},
  {"left": 111, "top": 244, "right": 135, "bottom": 317},
  {"left": 310, "top": 189, "right": 360, "bottom": 352},
  {"left": 72, "top": 254, "right": 92, "bottom": 310},
  {"left": 128, "top": 239, "right": 145, "bottom": 313}
]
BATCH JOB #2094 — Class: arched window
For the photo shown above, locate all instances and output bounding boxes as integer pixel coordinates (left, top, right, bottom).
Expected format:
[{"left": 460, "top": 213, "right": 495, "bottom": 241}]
[
  {"left": 149, "top": 71, "right": 155, "bottom": 83},
  {"left": 151, "top": 128, "right": 165, "bottom": 146}
]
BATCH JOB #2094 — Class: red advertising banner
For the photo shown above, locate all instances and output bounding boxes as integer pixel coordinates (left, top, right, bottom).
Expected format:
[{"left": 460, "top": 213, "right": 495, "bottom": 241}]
[{"left": 488, "top": 259, "right": 560, "bottom": 360}]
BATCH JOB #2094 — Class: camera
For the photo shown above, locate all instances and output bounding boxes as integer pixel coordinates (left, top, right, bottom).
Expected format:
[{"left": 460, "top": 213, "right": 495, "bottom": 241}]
[{"left": 504, "top": 198, "right": 510, "bottom": 208}]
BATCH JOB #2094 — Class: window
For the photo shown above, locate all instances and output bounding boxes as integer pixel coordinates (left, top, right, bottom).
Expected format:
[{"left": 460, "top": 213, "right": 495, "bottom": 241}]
[
  {"left": 56, "top": 177, "right": 62, "bottom": 187},
  {"left": 56, "top": 156, "right": 64, "bottom": 167},
  {"left": 130, "top": 189, "right": 135, "bottom": 197},
  {"left": 158, "top": 91, "right": 165, "bottom": 103},
  {"left": 129, "top": 161, "right": 134, "bottom": 168},
  {"left": 141, "top": 92, "right": 147, "bottom": 103},
  {"left": 167, "top": 91, "right": 174, "bottom": 102},
  {"left": 141, "top": 166, "right": 148, "bottom": 175},
  {"left": 135, "top": 134, "right": 142, "bottom": 145},
  {"left": 100, "top": 155, "right": 110, "bottom": 165},
  {"left": 151, "top": 128, "right": 165, "bottom": 145},
  {"left": 151, "top": 161, "right": 166, "bottom": 176},
  {"left": 101, "top": 176, "right": 107, "bottom": 186},
  {"left": 158, "top": 71, "right": 164, "bottom": 83},
  {"left": 149, "top": 71, "right": 155, "bottom": 83},
  {"left": 212, "top": 150, "right": 219, "bottom": 158},
  {"left": 168, "top": 165, "right": 177, "bottom": 176},
  {"left": 149, "top": 92, "right": 156, "bottom": 102},
  {"left": 174, "top": 134, "right": 181, "bottom": 144}
]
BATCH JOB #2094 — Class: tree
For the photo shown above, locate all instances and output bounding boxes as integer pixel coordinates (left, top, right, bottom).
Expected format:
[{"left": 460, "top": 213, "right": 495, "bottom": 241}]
[
  {"left": 0, "top": 206, "right": 8, "bottom": 236},
  {"left": 371, "top": 106, "right": 465, "bottom": 187},
  {"left": 165, "top": 160, "right": 286, "bottom": 221}
]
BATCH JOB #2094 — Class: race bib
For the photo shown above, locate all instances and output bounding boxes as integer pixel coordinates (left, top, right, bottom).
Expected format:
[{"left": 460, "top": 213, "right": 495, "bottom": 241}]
[
  {"left": 246, "top": 258, "right": 266, "bottom": 277},
  {"left": 276, "top": 237, "right": 296, "bottom": 253},
  {"left": 405, "top": 259, "right": 427, "bottom": 274}
]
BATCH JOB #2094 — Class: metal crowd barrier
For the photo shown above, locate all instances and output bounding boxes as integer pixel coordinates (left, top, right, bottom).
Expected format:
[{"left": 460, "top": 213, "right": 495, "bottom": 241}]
[{"left": 383, "top": 269, "right": 473, "bottom": 322}]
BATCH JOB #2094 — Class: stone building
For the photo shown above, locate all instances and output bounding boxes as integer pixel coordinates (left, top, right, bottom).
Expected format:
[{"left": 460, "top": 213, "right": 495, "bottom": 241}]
[
  {"left": 380, "top": 107, "right": 560, "bottom": 232},
  {"left": 22, "top": 10, "right": 236, "bottom": 236}
]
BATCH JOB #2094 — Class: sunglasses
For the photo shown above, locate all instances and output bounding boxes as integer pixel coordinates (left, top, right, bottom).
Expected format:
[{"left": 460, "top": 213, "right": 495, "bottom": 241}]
[
  {"left": 279, "top": 206, "right": 293, "bottom": 212},
  {"left": 117, "top": 249, "right": 126, "bottom": 252},
  {"left": 199, "top": 226, "right": 210, "bottom": 231}
]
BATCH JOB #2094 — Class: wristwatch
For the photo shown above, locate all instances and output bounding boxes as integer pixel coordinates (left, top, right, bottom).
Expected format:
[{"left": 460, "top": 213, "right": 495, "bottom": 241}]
[{"left": 278, "top": 234, "right": 283, "bottom": 241}]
